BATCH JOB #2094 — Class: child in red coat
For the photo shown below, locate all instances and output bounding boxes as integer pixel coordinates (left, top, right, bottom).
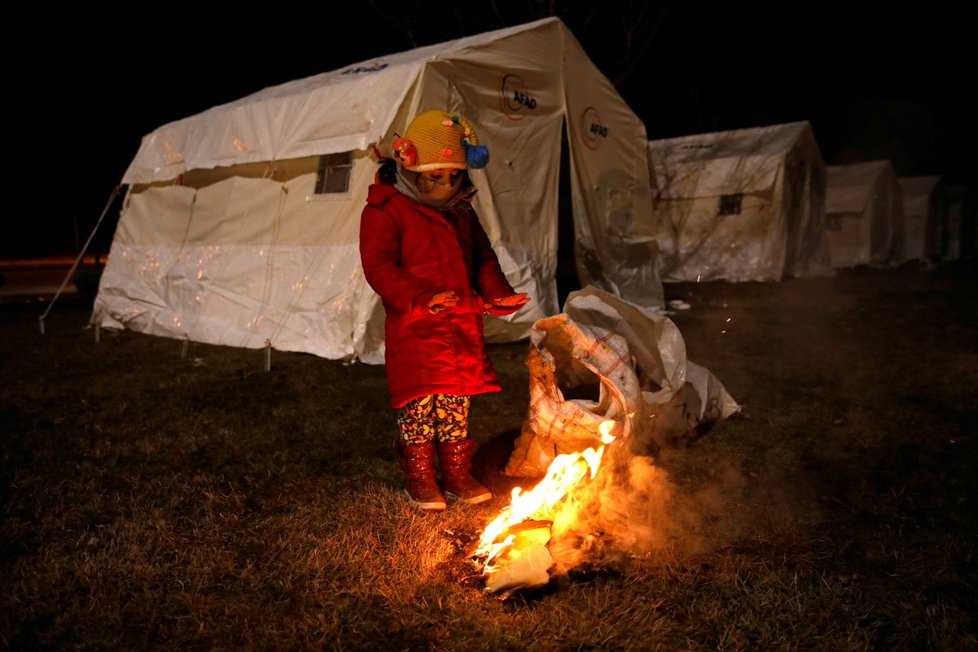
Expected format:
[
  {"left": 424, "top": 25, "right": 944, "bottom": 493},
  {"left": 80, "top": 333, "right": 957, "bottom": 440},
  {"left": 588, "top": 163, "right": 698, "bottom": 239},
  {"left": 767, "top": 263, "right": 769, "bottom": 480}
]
[{"left": 359, "top": 109, "right": 530, "bottom": 511}]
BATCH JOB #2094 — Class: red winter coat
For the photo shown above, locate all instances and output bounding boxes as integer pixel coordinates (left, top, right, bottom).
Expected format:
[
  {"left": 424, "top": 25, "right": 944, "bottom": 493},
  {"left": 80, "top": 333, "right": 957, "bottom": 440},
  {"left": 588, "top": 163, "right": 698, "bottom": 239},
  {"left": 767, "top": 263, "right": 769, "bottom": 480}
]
[{"left": 359, "top": 182, "right": 518, "bottom": 408}]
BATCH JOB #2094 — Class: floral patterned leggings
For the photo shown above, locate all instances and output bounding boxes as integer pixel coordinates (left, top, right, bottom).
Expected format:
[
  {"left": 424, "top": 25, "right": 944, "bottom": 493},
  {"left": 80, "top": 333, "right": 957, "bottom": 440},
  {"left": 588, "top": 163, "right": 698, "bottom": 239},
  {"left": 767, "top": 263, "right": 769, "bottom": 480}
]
[{"left": 397, "top": 394, "right": 471, "bottom": 444}]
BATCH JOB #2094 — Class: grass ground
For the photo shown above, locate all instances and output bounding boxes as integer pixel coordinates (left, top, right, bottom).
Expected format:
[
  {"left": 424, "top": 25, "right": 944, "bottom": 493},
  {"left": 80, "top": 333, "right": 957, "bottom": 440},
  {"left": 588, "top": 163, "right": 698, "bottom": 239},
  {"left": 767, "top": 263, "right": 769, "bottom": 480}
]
[{"left": 1, "top": 260, "right": 976, "bottom": 650}]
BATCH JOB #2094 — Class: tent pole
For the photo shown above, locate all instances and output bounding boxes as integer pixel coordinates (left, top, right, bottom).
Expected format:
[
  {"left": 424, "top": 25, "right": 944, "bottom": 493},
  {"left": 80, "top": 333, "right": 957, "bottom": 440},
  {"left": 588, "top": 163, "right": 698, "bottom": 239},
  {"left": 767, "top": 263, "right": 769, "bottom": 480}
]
[{"left": 39, "top": 184, "right": 123, "bottom": 335}]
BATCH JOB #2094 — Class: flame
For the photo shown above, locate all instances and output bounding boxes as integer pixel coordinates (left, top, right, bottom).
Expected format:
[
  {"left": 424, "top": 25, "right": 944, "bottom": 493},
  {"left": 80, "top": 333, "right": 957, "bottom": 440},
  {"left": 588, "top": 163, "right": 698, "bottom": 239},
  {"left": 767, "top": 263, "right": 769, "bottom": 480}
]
[{"left": 474, "top": 420, "right": 617, "bottom": 576}]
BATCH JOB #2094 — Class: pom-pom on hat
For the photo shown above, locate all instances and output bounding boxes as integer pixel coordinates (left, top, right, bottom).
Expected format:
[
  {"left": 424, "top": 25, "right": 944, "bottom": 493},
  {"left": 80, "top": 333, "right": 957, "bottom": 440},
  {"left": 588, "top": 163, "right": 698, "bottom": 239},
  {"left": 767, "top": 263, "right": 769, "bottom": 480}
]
[{"left": 392, "top": 109, "right": 490, "bottom": 172}]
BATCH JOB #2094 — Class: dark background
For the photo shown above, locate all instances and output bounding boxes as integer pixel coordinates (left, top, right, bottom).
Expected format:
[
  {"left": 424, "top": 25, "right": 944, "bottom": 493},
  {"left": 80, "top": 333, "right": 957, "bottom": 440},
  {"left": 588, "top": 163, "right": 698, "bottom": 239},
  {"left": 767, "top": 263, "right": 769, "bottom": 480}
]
[{"left": 9, "top": 1, "right": 973, "bottom": 259}]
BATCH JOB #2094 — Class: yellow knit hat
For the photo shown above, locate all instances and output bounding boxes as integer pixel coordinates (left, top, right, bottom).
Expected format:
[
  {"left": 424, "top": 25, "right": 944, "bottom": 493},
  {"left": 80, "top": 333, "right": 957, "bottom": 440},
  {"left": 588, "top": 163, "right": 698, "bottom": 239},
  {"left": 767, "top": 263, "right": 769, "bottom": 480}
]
[{"left": 392, "top": 110, "right": 489, "bottom": 172}]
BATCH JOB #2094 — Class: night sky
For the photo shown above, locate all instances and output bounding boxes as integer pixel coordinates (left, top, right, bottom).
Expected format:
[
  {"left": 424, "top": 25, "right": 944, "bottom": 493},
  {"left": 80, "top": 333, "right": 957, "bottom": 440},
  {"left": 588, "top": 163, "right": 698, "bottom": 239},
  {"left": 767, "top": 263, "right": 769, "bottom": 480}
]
[{"left": 11, "top": 2, "right": 973, "bottom": 259}]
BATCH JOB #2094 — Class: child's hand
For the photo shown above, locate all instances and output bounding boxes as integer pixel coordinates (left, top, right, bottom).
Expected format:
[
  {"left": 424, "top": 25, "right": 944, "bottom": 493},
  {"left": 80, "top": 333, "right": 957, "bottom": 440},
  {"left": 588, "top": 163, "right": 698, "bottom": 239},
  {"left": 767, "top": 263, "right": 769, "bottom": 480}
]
[
  {"left": 484, "top": 293, "right": 530, "bottom": 312},
  {"left": 428, "top": 291, "right": 459, "bottom": 314}
]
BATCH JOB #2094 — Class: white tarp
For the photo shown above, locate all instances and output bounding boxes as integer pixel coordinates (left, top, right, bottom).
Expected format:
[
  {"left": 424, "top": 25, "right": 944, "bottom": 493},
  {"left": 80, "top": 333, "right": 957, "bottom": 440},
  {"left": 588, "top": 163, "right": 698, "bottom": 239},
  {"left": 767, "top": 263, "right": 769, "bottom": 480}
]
[
  {"left": 94, "top": 18, "right": 662, "bottom": 363},
  {"left": 505, "top": 286, "right": 739, "bottom": 478},
  {"left": 824, "top": 160, "right": 904, "bottom": 268},
  {"left": 647, "top": 122, "right": 831, "bottom": 282}
]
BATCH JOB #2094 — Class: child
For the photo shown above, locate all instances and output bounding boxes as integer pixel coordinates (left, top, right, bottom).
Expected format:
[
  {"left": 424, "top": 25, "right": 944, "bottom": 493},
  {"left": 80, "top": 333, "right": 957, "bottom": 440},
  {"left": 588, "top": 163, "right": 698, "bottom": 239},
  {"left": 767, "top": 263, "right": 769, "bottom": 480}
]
[{"left": 359, "top": 109, "right": 530, "bottom": 511}]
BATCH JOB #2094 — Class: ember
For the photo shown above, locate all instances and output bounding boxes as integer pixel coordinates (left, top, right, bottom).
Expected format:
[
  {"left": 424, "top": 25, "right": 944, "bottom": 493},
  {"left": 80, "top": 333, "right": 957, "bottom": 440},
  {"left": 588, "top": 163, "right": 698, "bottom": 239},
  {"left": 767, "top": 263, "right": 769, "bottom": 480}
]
[{"left": 472, "top": 421, "right": 617, "bottom": 596}]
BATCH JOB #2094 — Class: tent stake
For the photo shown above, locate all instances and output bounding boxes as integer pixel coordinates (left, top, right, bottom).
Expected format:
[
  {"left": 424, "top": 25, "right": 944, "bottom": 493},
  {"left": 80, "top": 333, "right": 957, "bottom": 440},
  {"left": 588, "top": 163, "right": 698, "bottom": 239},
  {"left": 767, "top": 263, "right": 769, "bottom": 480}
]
[
  {"left": 264, "top": 339, "right": 272, "bottom": 372},
  {"left": 181, "top": 336, "right": 189, "bottom": 359},
  {"left": 94, "top": 321, "right": 100, "bottom": 344},
  {"left": 38, "top": 316, "right": 45, "bottom": 335}
]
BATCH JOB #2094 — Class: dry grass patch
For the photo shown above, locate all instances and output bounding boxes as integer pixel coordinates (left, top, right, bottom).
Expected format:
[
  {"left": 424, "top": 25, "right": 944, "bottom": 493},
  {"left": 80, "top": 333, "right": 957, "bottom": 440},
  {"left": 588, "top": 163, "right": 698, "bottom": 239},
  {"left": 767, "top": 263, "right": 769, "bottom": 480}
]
[{"left": 2, "top": 261, "right": 977, "bottom": 650}]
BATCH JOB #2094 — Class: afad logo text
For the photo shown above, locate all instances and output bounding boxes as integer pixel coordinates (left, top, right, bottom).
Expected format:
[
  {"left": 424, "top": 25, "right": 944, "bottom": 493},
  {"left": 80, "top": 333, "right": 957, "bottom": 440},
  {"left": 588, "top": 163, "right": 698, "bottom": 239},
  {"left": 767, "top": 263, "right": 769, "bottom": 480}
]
[
  {"left": 499, "top": 74, "right": 538, "bottom": 120},
  {"left": 580, "top": 107, "right": 609, "bottom": 149}
]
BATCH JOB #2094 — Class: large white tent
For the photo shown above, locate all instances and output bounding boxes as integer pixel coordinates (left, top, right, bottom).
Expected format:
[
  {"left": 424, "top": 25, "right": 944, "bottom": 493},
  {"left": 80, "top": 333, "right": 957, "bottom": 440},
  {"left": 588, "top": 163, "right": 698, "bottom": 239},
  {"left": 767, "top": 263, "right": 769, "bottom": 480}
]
[
  {"left": 92, "top": 17, "right": 661, "bottom": 364},
  {"left": 646, "top": 122, "right": 830, "bottom": 282},
  {"left": 897, "top": 175, "right": 946, "bottom": 262},
  {"left": 824, "top": 160, "right": 904, "bottom": 268}
]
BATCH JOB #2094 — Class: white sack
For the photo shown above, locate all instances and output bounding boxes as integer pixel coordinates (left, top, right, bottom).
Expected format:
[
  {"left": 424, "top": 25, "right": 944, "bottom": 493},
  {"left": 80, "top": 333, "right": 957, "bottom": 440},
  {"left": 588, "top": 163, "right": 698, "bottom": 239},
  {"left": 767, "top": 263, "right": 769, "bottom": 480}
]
[{"left": 505, "top": 286, "right": 739, "bottom": 478}]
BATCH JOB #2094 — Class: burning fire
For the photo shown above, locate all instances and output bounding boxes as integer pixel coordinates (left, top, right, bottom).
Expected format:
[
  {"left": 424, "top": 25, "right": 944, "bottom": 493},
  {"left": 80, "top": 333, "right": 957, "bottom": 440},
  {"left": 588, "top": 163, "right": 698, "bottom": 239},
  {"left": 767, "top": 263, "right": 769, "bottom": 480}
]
[{"left": 473, "top": 420, "right": 618, "bottom": 595}]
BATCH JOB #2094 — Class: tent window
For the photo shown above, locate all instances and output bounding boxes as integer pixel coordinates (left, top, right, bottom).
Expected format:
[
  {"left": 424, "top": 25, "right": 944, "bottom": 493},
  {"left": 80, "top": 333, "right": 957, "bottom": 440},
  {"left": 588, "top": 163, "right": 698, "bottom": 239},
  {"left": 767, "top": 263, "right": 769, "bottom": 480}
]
[
  {"left": 718, "top": 193, "right": 743, "bottom": 216},
  {"left": 315, "top": 152, "right": 353, "bottom": 194}
]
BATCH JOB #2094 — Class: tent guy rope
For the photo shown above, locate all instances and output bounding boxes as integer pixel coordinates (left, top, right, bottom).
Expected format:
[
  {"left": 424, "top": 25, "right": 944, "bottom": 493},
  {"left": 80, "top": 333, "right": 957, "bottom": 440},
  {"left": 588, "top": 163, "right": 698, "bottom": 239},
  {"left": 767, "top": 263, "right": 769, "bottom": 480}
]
[{"left": 39, "top": 185, "right": 122, "bottom": 335}]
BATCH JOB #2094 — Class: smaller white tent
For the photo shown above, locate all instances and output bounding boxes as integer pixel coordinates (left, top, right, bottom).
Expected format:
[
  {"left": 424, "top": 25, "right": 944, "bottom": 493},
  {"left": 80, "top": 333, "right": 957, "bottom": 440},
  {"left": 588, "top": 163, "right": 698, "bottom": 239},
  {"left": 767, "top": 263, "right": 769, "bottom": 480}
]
[
  {"left": 824, "top": 160, "right": 904, "bottom": 268},
  {"left": 897, "top": 176, "right": 946, "bottom": 262},
  {"left": 647, "top": 122, "right": 830, "bottom": 283},
  {"left": 942, "top": 186, "right": 977, "bottom": 261}
]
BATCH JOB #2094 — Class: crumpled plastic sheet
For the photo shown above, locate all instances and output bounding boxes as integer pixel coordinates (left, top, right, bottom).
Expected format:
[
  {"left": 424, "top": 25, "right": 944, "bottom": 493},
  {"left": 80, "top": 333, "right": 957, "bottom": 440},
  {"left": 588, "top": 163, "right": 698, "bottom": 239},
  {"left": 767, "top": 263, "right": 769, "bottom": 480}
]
[{"left": 505, "top": 286, "right": 740, "bottom": 478}]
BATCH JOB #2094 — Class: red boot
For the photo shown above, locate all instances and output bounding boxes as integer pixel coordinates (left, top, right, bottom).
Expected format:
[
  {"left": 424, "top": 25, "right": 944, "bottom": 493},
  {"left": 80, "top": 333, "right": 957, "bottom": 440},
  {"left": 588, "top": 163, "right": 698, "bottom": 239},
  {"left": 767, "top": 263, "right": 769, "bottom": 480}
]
[
  {"left": 397, "top": 440, "right": 447, "bottom": 511},
  {"left": 437, "top": 438, "right": 493, "bottom": 504}
]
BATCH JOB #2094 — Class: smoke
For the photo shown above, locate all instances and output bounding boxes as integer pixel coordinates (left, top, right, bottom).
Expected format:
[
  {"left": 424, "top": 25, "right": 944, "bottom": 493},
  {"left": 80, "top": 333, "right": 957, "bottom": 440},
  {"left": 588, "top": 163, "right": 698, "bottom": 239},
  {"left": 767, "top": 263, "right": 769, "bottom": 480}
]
[
  {"left": 502, "top": 297, "right": 752, "bottom": 576},
  {"left": 545, "top": 441, "right": 750, "bottom": 574}
]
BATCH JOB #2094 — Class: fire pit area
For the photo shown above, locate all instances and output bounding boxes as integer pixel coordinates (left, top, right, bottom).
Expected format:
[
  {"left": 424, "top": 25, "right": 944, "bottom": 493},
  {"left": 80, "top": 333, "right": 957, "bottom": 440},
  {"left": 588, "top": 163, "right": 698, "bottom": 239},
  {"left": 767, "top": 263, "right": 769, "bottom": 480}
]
[{"left": 460, "top": 288, "right": 740, "bottom": 597}]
